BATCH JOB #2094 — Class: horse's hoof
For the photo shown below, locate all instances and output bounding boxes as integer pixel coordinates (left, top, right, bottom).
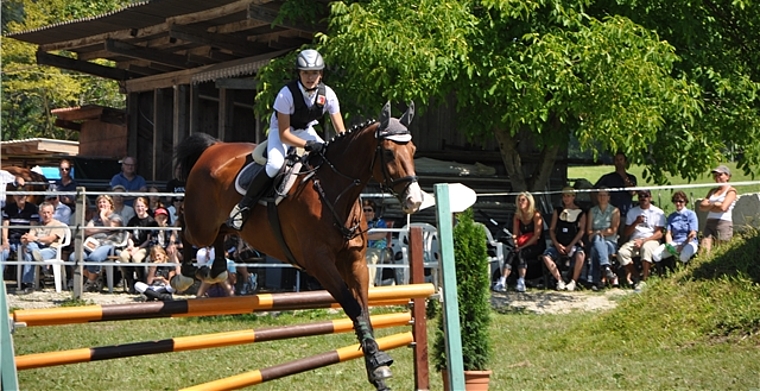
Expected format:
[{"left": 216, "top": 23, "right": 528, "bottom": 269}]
[
  {"left": 170, "top": 275, "right": 194, "bottom": 292},
  {"left": 372, "top": 377, "right": 391, "bottom": 391},
  {"left": 201, "top": 271, "right": 228, "bottom": 285},
  {"left": 372, "top": 365, "right": 393, "bottom": 381},
  {"left": 181, "top": 263, "right": 198, "bottom": 278}
]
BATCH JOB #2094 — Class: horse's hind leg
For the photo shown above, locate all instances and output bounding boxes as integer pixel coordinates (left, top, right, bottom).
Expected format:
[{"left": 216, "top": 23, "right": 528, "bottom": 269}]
[
  {"left": 312, "top": 253, "right": 393, "bottom": 390},
  {"left": 196, "top": 234, "right": 228, "bottom": 284}
]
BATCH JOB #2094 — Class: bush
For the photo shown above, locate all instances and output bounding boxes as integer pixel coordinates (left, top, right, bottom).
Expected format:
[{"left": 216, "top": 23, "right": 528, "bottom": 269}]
[{"left": 433, "top": 209, "right": 492, "bottom": 371}]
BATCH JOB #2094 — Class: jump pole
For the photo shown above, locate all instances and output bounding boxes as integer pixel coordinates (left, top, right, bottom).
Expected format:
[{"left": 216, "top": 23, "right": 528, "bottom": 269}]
[
  {"left": 1, "top": 281, "right": 19, "bottom": 390},
  {"left": 15, "top": 312, "right": 411, "bottom": 370},
  {"left": 180, "top": 331, "right": 414, "bottom": 391},
  {"left": 13, "top": 283, "right": 435, "bottom": 327}
]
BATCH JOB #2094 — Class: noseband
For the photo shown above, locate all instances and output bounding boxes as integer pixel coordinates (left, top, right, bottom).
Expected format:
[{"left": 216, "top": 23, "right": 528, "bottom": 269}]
[{"left": 371, "top": 139, "right": 418, "bottom": 200}]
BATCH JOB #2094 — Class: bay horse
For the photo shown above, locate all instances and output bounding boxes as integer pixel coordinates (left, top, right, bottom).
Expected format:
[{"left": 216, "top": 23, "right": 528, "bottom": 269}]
[
  {"left": 2, "top": 166, "right": 49, "bottom": 205},
  {"left": 174, "top": 102, "right": 423, "bottom": 390}
]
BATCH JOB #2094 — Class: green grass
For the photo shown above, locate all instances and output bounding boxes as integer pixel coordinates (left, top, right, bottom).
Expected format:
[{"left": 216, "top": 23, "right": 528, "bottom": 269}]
[
  {"left": 569, "top": 161, "right": 760, "bottom": 215},
  {"left": 12, "top": 232, "right": 760, "bottom": 390}
]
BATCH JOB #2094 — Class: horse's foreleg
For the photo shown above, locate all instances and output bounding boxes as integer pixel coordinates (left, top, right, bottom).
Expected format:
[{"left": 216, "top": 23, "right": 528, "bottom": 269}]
[{"left": 170, "top": 228, "right": 197, "bottom": 292}]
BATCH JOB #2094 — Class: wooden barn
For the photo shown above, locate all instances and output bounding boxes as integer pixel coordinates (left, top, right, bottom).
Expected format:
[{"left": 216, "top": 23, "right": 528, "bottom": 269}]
[{"left": 8, "top": 0, "right": 568, "bottom": 226}]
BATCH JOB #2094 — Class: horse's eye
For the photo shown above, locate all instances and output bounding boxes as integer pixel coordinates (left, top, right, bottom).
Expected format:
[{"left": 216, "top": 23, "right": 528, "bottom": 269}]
[{"left": 383, "top": 149, "right": 394, "bottom": 160}]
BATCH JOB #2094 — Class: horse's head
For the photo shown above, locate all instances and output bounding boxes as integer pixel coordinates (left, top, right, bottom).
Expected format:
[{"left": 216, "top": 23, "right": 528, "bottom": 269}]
[{"left": 373, "top": 101, "right": 423, "bottom": 214}]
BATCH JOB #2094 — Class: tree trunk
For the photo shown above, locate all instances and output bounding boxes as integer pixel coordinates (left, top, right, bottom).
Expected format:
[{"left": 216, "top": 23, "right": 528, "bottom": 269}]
[{"left": 493, "top": 127, "right": 528, "bottom": 192}]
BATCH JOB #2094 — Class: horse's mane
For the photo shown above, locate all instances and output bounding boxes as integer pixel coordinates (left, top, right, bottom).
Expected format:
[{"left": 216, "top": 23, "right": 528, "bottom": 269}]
[
  {"left": 174, "top": 133, "right": 219, "bottom": 181},
  {"left": 324, "top": 120, "right": 378, "bottom": 151}
]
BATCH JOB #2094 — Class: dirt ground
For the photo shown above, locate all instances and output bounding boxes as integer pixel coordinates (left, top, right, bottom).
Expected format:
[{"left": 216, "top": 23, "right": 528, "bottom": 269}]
[{"left": 5, "top": 283, "right": 632, "bottom": 314}]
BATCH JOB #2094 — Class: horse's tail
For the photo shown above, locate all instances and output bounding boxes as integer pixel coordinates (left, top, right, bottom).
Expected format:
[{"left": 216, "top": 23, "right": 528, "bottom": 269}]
[{"left": 174, "top": 133, "right": 219, "bottom": 180}]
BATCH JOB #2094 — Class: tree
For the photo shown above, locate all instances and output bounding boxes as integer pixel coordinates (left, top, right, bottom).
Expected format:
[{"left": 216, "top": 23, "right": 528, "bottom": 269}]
[
  {"left": 258, "top": 0, "right": 759, "bottom": 191},
  {"left": 1, "top": 0, "right": 128, "bottom": 141}
]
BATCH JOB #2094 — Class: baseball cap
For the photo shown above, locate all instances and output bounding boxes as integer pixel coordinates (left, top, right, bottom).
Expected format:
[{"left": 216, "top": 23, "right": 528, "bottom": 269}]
[
  {"left": 637, "top": 189, "right": 652, "bottom": 197},
  {"left": 711, "top": 164, "right": 731, "bottom": 176},
  {"left": 154, "top": 207, "right": 169, "bottom": 216}
]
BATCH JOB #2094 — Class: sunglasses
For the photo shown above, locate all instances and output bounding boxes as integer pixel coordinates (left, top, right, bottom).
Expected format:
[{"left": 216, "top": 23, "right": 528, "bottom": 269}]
[
  {"left": 363, "top": 208, "right": 374, "bottom": 213},
  {"left": 60, "top": 167, "right": 71, "bottom": 172},
  {"left": 674, "top": 200, "right": 686, "bottom": 204}
]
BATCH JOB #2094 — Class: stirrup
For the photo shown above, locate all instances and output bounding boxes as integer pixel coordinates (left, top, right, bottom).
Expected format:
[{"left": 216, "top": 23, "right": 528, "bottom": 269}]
[{"left": 227, "top": 204, "right": 249, "bottom": 230}]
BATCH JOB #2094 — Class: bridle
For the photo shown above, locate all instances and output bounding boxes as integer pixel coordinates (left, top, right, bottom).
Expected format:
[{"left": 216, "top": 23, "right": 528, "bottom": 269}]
[{"left": 307, "top": 123, "right": 417, "bottom": 239}]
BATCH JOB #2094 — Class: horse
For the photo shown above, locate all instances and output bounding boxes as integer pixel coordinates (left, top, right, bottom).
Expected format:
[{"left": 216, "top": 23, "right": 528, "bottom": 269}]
[
  {"left": 2, "top": 166, "right": 49, "bottom": 205},
  {"left": 174, "top": 102, "right": 423, "bottom": 390}
]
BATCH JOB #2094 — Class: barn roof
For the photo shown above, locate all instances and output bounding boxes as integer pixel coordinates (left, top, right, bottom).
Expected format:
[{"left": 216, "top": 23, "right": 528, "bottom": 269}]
[{"left": 7, "top": 0, "right": 329, "bottom": 92}]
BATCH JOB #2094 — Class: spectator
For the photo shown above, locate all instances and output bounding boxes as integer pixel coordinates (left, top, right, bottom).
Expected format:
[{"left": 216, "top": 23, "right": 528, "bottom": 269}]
[
  {"left": 165, "top": 165, "right": 185, "bottom": 203},
  {"left": 194, "top": 246, "right": 236, "bottom": 297},
  {"left": 586, "top": 186, "right": 621, "bottom": 288},
  {"left": 493, "top": 191, "right": 544, "bottom": 293},
  {"left": 133, "top": 245, "right": 178, "bottom": 301},
  {"left": 151, "top": 207, "right": 172, "bottom": 249},
  {"left": 69, "top": 194, "right": 124, "bottom": 292},
  {"left": 109, "top": 156, "right": 147, "bottom": 207},
  {"left": 53, "top": 158, "right": 78, "bottom": 211},
  {"left": 118, "top": 197, "right": 157, "bottom": 292},
  {"left": 111, "top": 185, "right": 135, "bottom": 225},
  {"left": 147, "top": 186, "right": 162, "bottom": 215},
  {"left": 362, "top": 199, "right": 390, "bottom": 285},
  {"left": 2, "top": 182, "right": 39, "bottom": 292},
  {"left": 698, "top": 164, "right": 737, "bottom": 256},
  {"left": 652, "top": 191, "right": 699, "bottom": 264},
  {"left": 618, "top": 189, "right": 665, "bottom": 289},
  {"left": 45, "top": 187, "right": 71, "bottom": 226},
  {"left": 19, "top": 202, "right": 68, "bottom": 290},
  {"left": 594, "top": 151, "right": 637, "bottom": 228},
  {"left": 167, "top": 197, "right": 182, "bottom": 226},
  {"left": 541, "top": 187, "right": 587, "bottom": 291}
]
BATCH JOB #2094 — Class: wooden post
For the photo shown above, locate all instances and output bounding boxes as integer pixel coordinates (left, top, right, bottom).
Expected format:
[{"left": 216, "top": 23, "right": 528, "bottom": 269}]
[
  {"left": 409, "top": 226, "right": 430, "bottom": 391},
  {"left": 72, "top": 186, "right": 86, "bottom": 299}
]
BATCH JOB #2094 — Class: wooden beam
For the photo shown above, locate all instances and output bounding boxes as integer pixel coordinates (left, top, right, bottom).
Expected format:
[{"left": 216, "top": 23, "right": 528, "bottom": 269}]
[
  {"left": 104, "top": 39, "right": 191, "bottom": 69},
  {"left": 169, "top": 24, "right": 262, "bottom": 56},
  {"left": 39, "top": 23, "right": 168, "bottom": 52},
  {"left": 36, "top": 51, "right": 131, "bottom": 81},
  {"left": 125, "top": 64, "right": 163, "bottom": 76},
  {"left": 215, "top": 78, "right": 258, "bottom": 90},
  {"left": 165, "top": 0, "right": 252, "bottom": 26},
  {"left": 54, "top": 119, "right": 82, "bottom": 132}
]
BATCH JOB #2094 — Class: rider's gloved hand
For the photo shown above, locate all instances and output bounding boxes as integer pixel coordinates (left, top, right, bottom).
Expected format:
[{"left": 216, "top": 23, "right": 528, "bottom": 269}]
[{"left": 304, "top": 140, "right": 325, "bottom": 154}]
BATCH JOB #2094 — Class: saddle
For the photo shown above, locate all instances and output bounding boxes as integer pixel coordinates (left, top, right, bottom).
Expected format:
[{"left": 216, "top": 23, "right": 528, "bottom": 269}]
[{"left": 234, "top": 140, "right": 306, "bottom": 205}]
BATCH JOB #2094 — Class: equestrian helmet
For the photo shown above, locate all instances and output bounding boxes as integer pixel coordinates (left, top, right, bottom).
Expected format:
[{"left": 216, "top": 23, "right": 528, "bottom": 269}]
[{"left": 296, "top": 49, "right": 324, "bottom": 71}]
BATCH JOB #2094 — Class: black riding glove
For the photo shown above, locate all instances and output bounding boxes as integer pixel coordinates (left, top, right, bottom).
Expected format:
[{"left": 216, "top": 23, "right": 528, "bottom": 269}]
[{"left": 304, "top": 140, "right": 325, "bottom": 154}]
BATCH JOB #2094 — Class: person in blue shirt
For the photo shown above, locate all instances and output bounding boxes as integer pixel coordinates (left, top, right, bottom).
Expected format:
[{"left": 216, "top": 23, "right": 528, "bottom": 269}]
[
  {"left": 652, "top": 191, "right": 698, "bottom": 264},
  {"left": 110, "top": 156, "right": 147, "bottom": 207}
]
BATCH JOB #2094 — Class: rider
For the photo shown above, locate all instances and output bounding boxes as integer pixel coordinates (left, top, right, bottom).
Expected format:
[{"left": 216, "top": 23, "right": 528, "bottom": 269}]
[{"left": 228, "top": 49, "right": 346, "bottom": 230}]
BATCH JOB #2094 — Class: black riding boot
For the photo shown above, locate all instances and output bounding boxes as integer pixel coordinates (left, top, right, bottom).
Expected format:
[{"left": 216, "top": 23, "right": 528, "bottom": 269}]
[{"left": 227, "top": 172, "right": 275, "bottom": 230}]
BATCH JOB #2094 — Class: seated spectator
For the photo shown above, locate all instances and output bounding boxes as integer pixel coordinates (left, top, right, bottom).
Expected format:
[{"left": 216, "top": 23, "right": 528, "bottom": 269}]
[
  {"left": 111, "top": 185, "right": 135, "bottom": 224},
  {"left": 118, "top": 197, "right": 157, "bottom": 292},
  {"left": 194, "top": 246, "right": 236, "bottom": 297},
  {"left": 110, "top": 156, "right": 147, "bottom": 207},
  {"left": 2, "top": 182, "right": 39, "bottom": 292},
  {"left": 652, "top": 191, "right": 698, "bottom": 264},
  {"left": 19, "top": 202, "right": 68, "bottom": 287},
  {"left": 53, "top": 158, "right": 78, "bottom": 211},
  {"left": 167, "top": 197, "right": 182, "bottom": 226},
  {"left": 151, "top": 207, "right": 172, "bottom": 249},
  {"left": 362, "top": 199, "right": 391, "bottom": 285},
  {"left": 541, "top": 187, "right": 586, "bottom": 291},
  {"left": 493, "top": 191, "right": 544, "bottom": 292},
  {"left": 69, "top": 195, "right": 124, "bottom": 292},
  {"left": 134, "top": 246, "right": 179, "bottom": 301},
  {"left": 698, "top": 164, "right": 736, "bottom": 256},
  {"left": 618, "top": 189, "right": 665, "bottom": 289},
  {"left": 586, "top": 187, "right": 620, "bottom": 288},
  {"left": 45, "top": 187, "right": 71, "bottom": 226},
  {"left": 148, "top": 186, "right": 163, "bottom": 215}
]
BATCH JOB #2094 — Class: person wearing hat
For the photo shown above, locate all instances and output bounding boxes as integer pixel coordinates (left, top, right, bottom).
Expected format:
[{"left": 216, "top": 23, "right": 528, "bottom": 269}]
[
  {"left": 698, "top": 164, "right": 737, "bottom": 255},
  {"left": 618, "top": 189, "right": 666, "bottom": 289},
  {"left": 228, "top": 48, "right": 346, "bottom": 230}
]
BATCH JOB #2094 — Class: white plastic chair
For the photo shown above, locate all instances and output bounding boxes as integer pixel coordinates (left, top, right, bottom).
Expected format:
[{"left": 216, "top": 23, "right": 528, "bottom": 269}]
[
  {"left": 16, "top": 228, "right": 72, "bottom": 293},
  {"left": 395, "top": 222, "right": 440, "bottom": 287},
  {"left": 476, "top": 223, "right": 506, "bottom": 282}
]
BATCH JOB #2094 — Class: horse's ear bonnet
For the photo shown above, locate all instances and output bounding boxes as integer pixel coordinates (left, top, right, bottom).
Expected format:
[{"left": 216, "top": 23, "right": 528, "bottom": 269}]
[{"left": 376, "top": 101, "right": 414, "bottom": 142}]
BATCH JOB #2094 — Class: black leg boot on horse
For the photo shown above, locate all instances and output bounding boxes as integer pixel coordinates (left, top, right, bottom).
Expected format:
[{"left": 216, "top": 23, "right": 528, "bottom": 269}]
[{"left": 227, "top": 171, "right": 275, "bottom": 230}]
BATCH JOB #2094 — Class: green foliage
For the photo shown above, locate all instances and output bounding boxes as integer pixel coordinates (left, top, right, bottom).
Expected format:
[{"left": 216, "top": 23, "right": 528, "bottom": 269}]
[
  {"left": 433, "top": 209, "right": 492, "bottom": 371},
  {"left": 1, "top": 0, "right": 127, "bottom": 141}
]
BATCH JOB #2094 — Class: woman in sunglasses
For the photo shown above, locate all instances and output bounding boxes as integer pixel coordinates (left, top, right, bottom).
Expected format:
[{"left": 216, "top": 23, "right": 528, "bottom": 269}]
[
  {"left": 53, "top": 158, "right": 78, "bottom": 211},
  {"left": 652, "top": 191, "right": 698, "bottom": 264}
]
